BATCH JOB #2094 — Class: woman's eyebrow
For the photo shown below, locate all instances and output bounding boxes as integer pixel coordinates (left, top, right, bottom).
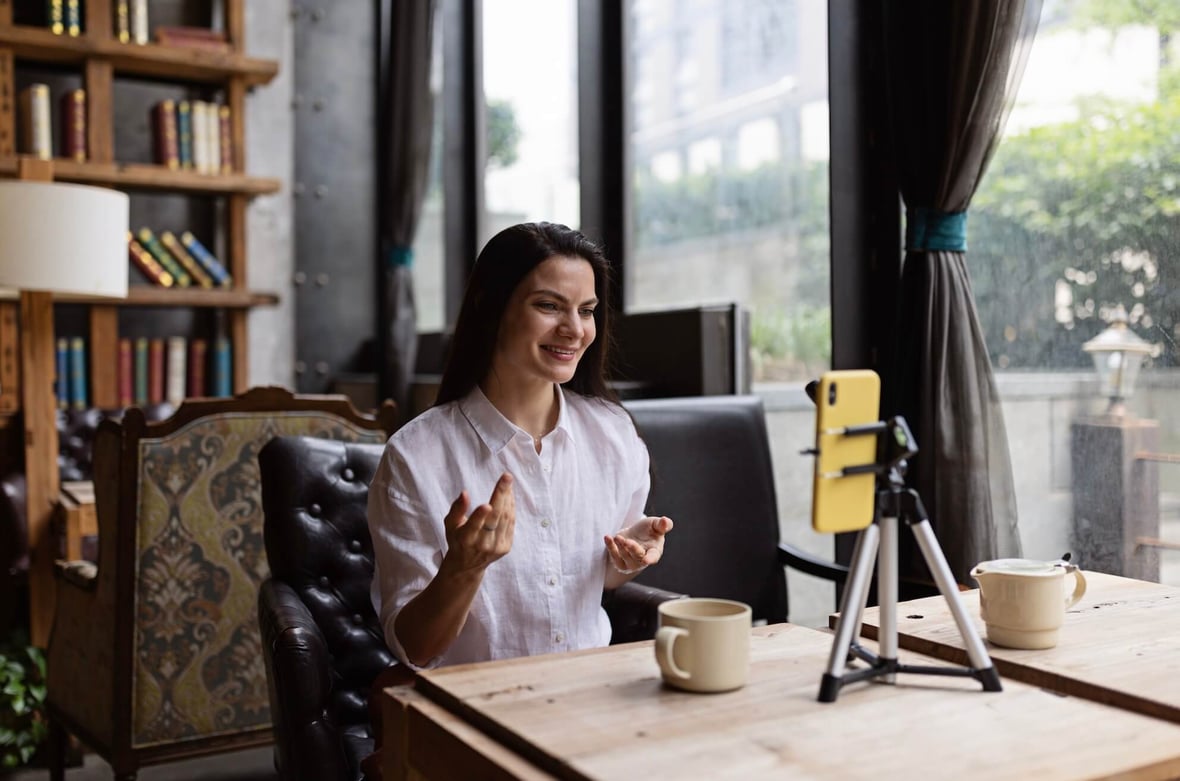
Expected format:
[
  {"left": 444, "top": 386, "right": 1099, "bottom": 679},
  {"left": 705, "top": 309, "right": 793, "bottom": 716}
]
[{"left": 530, "top": 289, "right": 598, "bottom": 306}]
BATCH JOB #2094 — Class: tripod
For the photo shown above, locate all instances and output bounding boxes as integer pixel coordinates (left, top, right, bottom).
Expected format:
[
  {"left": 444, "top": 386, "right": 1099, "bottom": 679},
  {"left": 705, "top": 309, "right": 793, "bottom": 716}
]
[{"left": 817, "top": 416, "right": 1002, "bottom": 703}]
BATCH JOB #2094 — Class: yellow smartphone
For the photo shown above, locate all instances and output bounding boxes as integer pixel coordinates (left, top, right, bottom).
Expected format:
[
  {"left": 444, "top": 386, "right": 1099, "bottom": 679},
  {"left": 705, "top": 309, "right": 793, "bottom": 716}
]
[{"left": 811, "top": 369, "right": 881, "bottom": 534}]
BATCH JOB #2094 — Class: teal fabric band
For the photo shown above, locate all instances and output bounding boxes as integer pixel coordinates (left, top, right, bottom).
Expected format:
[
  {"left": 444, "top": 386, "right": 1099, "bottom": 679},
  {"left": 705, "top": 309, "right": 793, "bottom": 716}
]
[
  {"left": 905, "top": 207, "right": 968, "bottom": 252},
  {"left": 387, "top": 244, "right": 414, "bottom": 268}
]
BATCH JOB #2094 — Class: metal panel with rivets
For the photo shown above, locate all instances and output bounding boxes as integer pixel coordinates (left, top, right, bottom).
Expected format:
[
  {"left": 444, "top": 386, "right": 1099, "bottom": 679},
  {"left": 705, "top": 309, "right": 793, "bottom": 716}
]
[{"left": 292, "top": 2, "right": 378, "bottom": 393}]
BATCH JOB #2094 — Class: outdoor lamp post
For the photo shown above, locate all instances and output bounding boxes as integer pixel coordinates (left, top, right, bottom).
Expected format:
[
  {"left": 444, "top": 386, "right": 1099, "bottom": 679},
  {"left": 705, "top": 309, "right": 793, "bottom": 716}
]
[
  {"left": 1081, "top": 304, "right": 1153, "bottom": 418},
  {"left": 1071, "top": 303, "right": 1159, "bottom": 580}
]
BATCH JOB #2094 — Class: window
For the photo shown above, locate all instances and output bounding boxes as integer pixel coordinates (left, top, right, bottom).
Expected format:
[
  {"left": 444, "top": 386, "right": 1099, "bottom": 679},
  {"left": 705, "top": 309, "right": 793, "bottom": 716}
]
[
  {"left": 626, "top": 0, "right": 830, "bottom": 383},
  {"left": 481, "top": 0, "right": 580, "bottom": 243},
  {"left": 411, "top": 7, "right": 446, "bottom": 333}
]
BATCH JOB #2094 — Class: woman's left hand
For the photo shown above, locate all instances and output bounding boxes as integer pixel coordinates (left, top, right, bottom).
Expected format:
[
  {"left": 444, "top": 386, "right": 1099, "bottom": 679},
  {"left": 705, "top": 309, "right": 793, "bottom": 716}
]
[{"left": 604, "top": 516, "right": 674, "bottom": 575}]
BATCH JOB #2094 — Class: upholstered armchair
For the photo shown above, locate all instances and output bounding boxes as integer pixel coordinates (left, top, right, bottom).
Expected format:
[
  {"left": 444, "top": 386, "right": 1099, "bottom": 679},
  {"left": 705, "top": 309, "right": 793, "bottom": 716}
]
[{"left": 44, "top": 387, "right": 396, "bottom": 781}]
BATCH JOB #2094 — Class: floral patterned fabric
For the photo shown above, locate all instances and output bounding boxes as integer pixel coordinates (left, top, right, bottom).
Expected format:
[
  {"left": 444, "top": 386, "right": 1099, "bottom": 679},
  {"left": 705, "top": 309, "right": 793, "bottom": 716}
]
[{"left": 130, "top": 412, "right": 387, "bottom": 748}]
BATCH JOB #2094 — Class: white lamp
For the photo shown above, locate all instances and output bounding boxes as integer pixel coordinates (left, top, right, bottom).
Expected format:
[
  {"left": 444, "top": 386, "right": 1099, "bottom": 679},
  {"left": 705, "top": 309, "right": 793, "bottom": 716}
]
[
  {"left": 0, "top": 177, "right": 128, "bottom": 646},
  {"left": 1081, "top": 304, "right": 1153, "bottom": 418}
]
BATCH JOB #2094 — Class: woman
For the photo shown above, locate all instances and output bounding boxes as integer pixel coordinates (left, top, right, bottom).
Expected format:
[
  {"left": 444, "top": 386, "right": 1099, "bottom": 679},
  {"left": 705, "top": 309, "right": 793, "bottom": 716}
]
[{"left": 368, "top": 221, "right": 673, "bottom": 669}]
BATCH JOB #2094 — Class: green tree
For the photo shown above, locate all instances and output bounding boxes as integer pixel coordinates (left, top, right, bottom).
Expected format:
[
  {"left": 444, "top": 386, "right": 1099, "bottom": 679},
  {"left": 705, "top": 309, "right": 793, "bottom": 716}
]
[{"left": 486, "top": 99, "right": 521, "bottom": 169}]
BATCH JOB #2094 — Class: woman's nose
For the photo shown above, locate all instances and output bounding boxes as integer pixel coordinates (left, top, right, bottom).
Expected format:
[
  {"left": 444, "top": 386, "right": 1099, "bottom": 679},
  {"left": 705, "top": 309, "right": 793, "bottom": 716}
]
[{"left": 558, "top": 310, "right": 583, "bottom": 337}]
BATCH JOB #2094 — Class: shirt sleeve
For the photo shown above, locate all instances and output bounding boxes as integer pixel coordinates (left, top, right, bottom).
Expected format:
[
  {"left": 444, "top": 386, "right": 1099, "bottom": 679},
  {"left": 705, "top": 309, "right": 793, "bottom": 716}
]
[
  {"left": 624, "top": 417, "right": 651, "bottom": 524},
  {"left": 367, "top": 446, "right": 446, "bottom": 670}
]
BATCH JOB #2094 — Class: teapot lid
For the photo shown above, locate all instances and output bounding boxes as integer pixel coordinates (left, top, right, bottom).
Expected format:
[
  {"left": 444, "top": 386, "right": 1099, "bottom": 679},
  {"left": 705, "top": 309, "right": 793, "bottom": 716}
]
[{"left": 973, "top": 558, "right": 1064, "bottom": 576}]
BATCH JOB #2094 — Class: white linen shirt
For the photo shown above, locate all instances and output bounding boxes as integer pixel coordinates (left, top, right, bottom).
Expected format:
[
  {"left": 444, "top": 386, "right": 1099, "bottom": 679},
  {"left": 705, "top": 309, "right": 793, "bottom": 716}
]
[{"left": 368, "top": 385, "right": 650, "bottom": 669}]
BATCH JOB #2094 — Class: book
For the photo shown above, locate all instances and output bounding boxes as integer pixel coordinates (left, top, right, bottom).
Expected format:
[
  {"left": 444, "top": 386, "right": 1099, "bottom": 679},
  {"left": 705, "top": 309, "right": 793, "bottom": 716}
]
[
  {"left": 69, "top": 337, "right": 86, "bottom": 410},
  {"left": 114, "top": 0, "right": 130, "bottom": 43},
  {"left": 212, "top": 336, "right": 232, "bottom": 397},
  {"left": 218, "top": 105, "right": 233, "bottom": 173},
  {"left": 165, "top": 336, "right": 187, "bottom": 406},
  {"left": 190, "top": 100, "right": 208, "bottom": 174},
  {"left": 187, "top": 338, "right": 208, "bottom": 397},
  {"left": 136, "top": 228, "right": 191, "bottom": 287},
  {"left": 60, "top": 88, "right": 86, "bottom": 161},
  {"left": 152, "top": 99, "right": 180, "bottom": 170},
  {"left": 64, "top": 0, "right": 79, "bottom": 35},
  {"left": 133, "top": 337, "right": 148, "bottom": 404},
  {"left": 207, "top": 103, "right": 221, "bottom": 177},
  {"left": 177, "top": 100, "right": 194, "bottom": 170},
  {"left": 55, "top": 338, "right": 69, "bottom": 410},
  {"left": 118, "top": 338, "right": 133, "bottom": 407},
  {"left": 130, "top": 0, "right": 148, "bottom": 44},
  {"left": 127, "top": 232, "right": 175, "bottom": 287},
  {"left": 159, "top": 231, "right": 214, "bottom": 288},
  {"left": 47, "top": 0, "right": 64, "bottom": 34},
  {"left": 147, "top": 338, "right": 165, "bottom": 404},
  {"left": 19, "top": 84, "right": 52, "bottom": 159},
  {"left": 179, "top": 231, "right": 232, "bottom": 287}
]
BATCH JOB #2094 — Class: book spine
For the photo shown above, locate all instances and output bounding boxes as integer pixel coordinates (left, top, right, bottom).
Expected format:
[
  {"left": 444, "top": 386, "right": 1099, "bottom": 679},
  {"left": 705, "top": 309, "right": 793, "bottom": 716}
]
[
  {"left": 148, "top": 338, "right": 165, "bottom": 404},
  {"left": 136, "top": 228, "right": 191, "bottom": 287},
  {"left": 207, "top": 103, "right": 221, "bottom": 176},
  {"left": 19, "top": 84, "right": 52, "bottom": 160},
  {"left": 65, "top": 0, "right": 79, "bottom": 35},
  {"left": 114, "top": 0, "right": 131, "bottom": 43},
  {"left": 133, "top": 337, "right": 148, "bottom": 404},
  {"left": 165, "top": 336, "right": 187, "bottom": 406},
  {"left": 130, "top": 0, "right": 148, "bottom": 44},
  {"left": 177, "top": 100, "right": 193, "bottom": 170},
  {"left": 55, "top": 338, "right": 69, "bottom": 410},
  {"left": 60, "top": 88, "right": 86, "bottom": 161},
  {"left": 69, "top": 337, "right": 86, "bottom": 410},
  {"left": 212, "top": 336, "right": 231, "bottom": 397},
  {"left": 46, "top": 0, "right": 64, "bottom": 34},
  {"left": 127, "top": 232, "right": 175, "bottom": 287},
  {"left": 152, "top": 99, "right": 180, "bottom": 170},
  {"left": 159, "top": 230, "right": 214, "bottom": 288},
  {"left": 118, "top": 337, "right": 133, "bottom": 407},
  {"left": 218, "top": 104, "right": 233, "bottom": 173},
  {"left": 179, "top": 231, "right": 232, "bottom": 287},
  {"left": 187, "top": 338, "right": 207, "bottom": 397},
  {"left": 191, "top": 101, "right": 208, "bottom": 174}
]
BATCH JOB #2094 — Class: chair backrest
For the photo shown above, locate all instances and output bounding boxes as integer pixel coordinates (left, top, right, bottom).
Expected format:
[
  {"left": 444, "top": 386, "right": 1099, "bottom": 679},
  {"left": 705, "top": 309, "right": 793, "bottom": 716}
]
[
  {"left": 258, "top": 434, "right": 392, "bottom": 781},
  {"left": 50, "top": 387, "right": 395, "bottom": 757},
  {"left": 624, "top": 395, "right": 788, "bottom": 624}
]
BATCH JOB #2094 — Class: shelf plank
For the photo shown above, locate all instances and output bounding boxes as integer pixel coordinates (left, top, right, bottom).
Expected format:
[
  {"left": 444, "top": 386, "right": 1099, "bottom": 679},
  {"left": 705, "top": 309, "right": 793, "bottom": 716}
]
[
  {"left": 0, "top": 24, "right": 277, "bottom": 86},
  {"left": 52, "top": 287, "right": 279, "bottom": 309},
  {"left": 0, "top": 156, "right": 281, "bottom": 195}
]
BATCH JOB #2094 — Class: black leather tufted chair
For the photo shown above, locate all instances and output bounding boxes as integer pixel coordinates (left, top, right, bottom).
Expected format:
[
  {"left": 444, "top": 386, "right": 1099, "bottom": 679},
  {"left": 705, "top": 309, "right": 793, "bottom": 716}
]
[{"left": 258, "top": 435, "right": 394, "bottom": 781}]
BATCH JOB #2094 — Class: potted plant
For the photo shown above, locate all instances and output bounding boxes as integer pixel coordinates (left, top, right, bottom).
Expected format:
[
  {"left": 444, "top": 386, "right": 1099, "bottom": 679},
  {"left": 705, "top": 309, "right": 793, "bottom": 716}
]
[{"left": 0, "top": 631, "right": 47, "bottom": 769}]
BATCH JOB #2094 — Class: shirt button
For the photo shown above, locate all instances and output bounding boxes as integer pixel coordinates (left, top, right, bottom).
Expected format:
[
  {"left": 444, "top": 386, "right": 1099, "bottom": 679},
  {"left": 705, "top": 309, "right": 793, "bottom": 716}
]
[
  {"left": 555, "top": 633, "right": 565, "bottom": 644},
  {"left": 540, "top": 518, "right": 551, "bottom": 528},
  {"left": 548, "top": 575, "right": 558, "bottom": 586},
  {"left": 542, "top": 464, "right": 552, "bottom": 473}
]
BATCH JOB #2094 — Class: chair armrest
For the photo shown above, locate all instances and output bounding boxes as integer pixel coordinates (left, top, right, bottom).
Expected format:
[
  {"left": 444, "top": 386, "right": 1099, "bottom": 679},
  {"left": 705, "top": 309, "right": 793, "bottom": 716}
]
[
  {"left": 258, "top": 579, "right": 351, "bottom": 781},
  {"left": 602, "top": 581, "right": 687, "bottom": 644},
  {"left": 778, "top": 542, "right": 850, "bottom": 584}
]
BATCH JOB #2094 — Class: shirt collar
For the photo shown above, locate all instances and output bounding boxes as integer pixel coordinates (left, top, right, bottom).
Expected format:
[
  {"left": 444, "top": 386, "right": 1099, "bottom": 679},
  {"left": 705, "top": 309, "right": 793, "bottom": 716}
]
[{"left": 459, "top": 385, "right": 575, "bottom": 454}]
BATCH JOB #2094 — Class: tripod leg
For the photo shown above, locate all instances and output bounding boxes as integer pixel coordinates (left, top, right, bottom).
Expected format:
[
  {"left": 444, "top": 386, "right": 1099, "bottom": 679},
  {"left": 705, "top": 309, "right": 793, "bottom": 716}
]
[
  {"left": 819, "top": 523, "right": 879, "bottom": 702},
  {"left": 877, "top": 513, "right": 898, "bottom": 682},
  {"left": 909, "top": 519, "right": 1002, "bottom": 691}
]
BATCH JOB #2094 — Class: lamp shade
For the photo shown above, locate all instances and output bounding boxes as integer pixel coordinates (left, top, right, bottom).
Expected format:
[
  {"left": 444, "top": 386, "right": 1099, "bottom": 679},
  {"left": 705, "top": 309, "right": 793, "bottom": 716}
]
[{"left": 0, "top": 180, "right": 129, "bottom": 298}]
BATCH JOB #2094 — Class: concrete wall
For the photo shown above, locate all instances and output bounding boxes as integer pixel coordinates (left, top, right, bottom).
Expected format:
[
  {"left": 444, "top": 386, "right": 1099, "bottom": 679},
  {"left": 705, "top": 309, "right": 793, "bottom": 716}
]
[{"left": 763, "top": 370, "right": 1180, "bottom": 629}]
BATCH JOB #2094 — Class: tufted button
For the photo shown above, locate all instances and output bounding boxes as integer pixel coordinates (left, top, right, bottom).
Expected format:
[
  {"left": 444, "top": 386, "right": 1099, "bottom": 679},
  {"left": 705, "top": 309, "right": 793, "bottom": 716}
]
[
  {"left": 318, "top": 576, "right": 330, "bottom": 589},
  {"left": 308, "top": 503, "right": 321, "bottom": 517},
  {"left": 352, "top": 614, "right": 363, "bottom": 625},
  {"left": 349, "top": 540, "right": 362, "bottom": 553},
  {"left": 342, "top": 467, "right": 355, "bottom": 481}
]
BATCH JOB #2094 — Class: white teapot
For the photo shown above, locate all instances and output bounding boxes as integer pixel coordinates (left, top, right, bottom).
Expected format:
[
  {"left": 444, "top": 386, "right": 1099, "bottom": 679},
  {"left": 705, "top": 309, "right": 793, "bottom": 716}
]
[{"left": 970, "top": 558, "right": 1087, "bottom": 650}]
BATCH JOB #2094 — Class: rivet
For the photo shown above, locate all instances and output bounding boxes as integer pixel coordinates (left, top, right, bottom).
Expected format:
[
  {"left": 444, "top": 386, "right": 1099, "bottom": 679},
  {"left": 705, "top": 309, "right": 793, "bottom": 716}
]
[
  {"left": 294, "top": 360, "right": 307, "bottom": 374},
  {"left": 315, "top": 361, "right": 330, "bottom": 375},
  {"left": 313, "top": 185, "right": 327, "bottom": 198},
  {"left": 315, "top": 272, "right": 329, "bottom": 286},
  {"left": 293, "top": 271, "right": 307, "bottom": 285}
]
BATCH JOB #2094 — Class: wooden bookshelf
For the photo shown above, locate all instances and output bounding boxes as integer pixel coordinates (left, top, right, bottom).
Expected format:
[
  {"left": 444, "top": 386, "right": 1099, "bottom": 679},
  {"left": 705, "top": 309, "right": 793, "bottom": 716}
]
[{"left": 0, "top": 0, "right": 280, "bottom": 646}]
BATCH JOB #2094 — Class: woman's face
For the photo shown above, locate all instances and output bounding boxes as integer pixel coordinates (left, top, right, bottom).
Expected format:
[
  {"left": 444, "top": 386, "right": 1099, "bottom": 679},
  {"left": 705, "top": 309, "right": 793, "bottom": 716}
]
[{"left": 490, "top": 254, "right": 598, "bottom": 391}]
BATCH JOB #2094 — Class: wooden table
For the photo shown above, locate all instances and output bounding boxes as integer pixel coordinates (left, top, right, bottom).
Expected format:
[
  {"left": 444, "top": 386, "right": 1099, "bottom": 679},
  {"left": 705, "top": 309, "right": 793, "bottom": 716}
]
[
  {"left": 383, "top": 623, "right": 1180, "bottom": 781},
  {"left": 849, "top": 571, "right": 1180, "bottom": 723}
]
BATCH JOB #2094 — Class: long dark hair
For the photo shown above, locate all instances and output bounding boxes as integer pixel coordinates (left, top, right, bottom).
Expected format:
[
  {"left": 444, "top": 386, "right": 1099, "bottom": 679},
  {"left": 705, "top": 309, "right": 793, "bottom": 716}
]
[{"left": 434, "top": 222, "right": 618, "bottom": 406}]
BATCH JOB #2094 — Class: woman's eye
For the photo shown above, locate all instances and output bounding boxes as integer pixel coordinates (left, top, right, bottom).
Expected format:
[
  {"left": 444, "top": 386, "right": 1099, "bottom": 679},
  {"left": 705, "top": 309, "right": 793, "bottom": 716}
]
[
  {"left": 579, "top": 308, "right": 596, "bottom": 318},
  {"left": 536, "top": 301, "right": 558, "bottom": 311}
]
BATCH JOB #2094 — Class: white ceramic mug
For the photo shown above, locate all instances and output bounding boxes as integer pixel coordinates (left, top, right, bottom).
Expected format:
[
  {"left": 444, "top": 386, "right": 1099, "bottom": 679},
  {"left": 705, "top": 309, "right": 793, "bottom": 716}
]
[
  {"left": 654, "top": 598, "right": 752, "bottom": 693},
  {"left": 971, "top": 558, "right": 1087, "bottom": 650}
]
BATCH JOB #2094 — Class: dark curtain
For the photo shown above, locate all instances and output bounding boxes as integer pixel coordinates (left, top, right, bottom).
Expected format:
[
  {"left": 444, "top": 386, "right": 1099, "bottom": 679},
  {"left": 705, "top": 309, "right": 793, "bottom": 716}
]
[
  {"left": 881, "top": 0, "right": 1042, "bottom": 583},
  {"left": 378, "top": 0, "right": 438, "bottom": 418}
]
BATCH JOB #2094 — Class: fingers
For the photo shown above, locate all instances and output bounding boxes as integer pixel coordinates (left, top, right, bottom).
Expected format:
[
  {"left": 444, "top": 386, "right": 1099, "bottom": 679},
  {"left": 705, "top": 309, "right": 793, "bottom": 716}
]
[
  {"left": 650, "top": 516, "right": 673, "bottom": 535},
  {"left": 443, "top": 491, "right": 470, "bottom": 532},
  {"left": 484, "top": 473, "right": 515, "bottom": 534},
  {"left": 604, "top": 534, "right": 648, "bottom": 570}
]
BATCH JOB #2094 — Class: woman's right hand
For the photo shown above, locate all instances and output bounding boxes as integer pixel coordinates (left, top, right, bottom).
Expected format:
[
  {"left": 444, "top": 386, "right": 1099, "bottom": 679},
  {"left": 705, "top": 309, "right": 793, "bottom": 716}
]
[{"left": 441, "top": 472, "right": 516, "bottom": 575}]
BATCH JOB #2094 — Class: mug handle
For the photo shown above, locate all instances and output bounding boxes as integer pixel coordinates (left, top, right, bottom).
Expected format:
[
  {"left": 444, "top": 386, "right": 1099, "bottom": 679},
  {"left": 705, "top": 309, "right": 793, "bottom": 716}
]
[
  {"left": 655, "top": 626, "right": 690, "bottom": 682},
  {"left": 1063, "top": 564, "right": 1087, "bottom": 609}
]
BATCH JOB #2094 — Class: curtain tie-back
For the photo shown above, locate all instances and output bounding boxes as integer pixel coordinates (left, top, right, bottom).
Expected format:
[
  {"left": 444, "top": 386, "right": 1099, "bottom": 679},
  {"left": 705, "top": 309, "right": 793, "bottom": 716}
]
[
  {"left": 905, "top": 207, "right": 967, "bottom": 252},
  {"left": 386, "top": 244, "right": 414, "bottom": 268}
]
